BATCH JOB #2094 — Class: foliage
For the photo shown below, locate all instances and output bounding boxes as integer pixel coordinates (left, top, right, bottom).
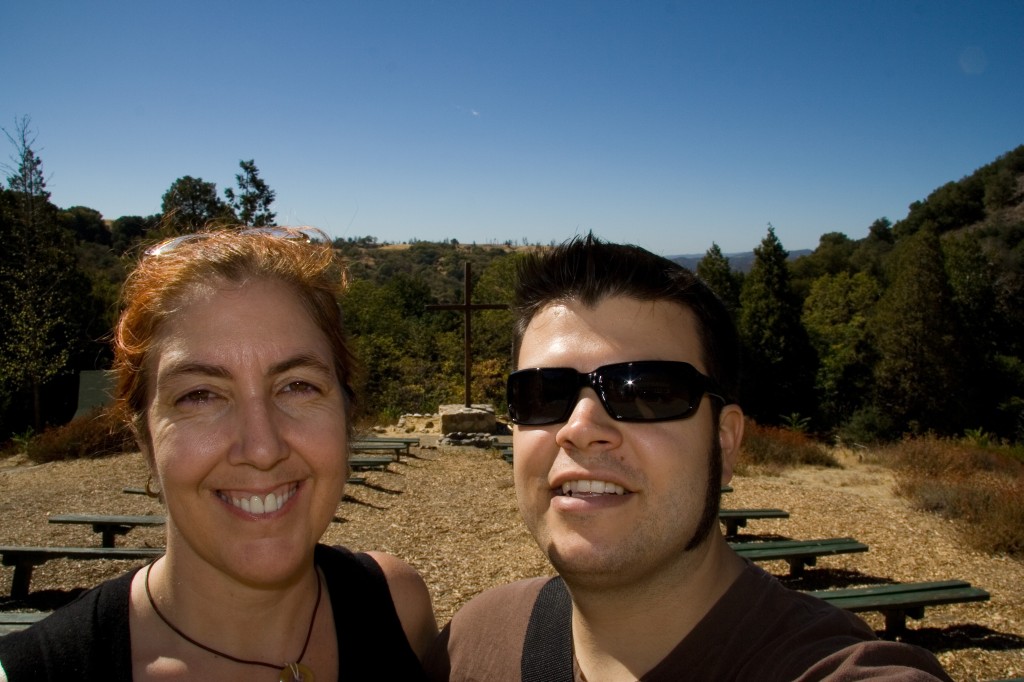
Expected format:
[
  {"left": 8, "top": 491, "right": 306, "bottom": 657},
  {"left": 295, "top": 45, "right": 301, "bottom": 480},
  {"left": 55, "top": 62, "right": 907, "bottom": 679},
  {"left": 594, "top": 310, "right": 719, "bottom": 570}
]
[
  {"left": 0, "top": 406, "right": 135, "bottom": 464},
  {"left": 337, "top": 244, "right": 517, "bottom": 420},
  {"left": 2, "top": 135, "right": 1024, "bottom": 445},
  {"left": 870, "top": 229, "right": 970, "bottom": 435},
  {"left": 738, "top": 225, "right": 816, "bottom": 424},
  {"left": 879, "top": 435, "right": 1024, "bottom": 556},
  {"left": 696, "top": 243, "right": 742, "bottom": 318},
  {"left": 736, "top": 420, "right": 839, "bottom": 474},
  {"left": 224, "top": 159, "right": 276, "bottom": 226},
  {"left": 0, "top": 119, "right": 94, "bottom": 434},
  {"left": 160, "top": 175, "right": 234, "bottom": 232},
  {"left": 802, "top": 271, "right": 880, "bottom": 430}
]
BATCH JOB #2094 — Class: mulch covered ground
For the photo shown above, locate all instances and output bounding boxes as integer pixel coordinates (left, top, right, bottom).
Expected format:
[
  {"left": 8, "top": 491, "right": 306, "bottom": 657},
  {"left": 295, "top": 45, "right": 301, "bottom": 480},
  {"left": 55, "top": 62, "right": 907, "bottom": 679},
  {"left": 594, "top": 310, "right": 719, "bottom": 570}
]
[{"left": 1, "top": 435, "right": 1021, "bottom": 680}]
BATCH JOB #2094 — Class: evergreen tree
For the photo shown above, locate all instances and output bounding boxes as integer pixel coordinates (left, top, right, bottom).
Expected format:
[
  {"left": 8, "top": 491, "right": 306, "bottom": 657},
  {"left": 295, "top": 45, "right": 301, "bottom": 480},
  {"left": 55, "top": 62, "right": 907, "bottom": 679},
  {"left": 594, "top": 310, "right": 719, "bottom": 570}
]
[
  {"left": 0, "top": 118, "right": 88, "bottom": 433},
  {"left": 696, "top": 243, "right": 741, "bottom": 318},
  {"left": 870, "top": 229, "right": 967, "bottom": 435},
  {"left": 738, "top": 226, "right": 816, "bottom": 425},
  {"left": 224, "top": 159, "right": 277, "bottom": 227}
]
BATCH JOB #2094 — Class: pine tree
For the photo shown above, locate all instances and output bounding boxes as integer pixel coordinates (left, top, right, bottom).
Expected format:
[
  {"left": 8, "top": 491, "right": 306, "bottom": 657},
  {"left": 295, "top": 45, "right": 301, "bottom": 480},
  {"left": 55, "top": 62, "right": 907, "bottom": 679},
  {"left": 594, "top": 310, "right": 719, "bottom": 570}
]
[
  {"left": 870, "top": 229, "right": 967, "bottom": 435},
  {"left": 738, "top": 226, "right": 816, "bottom": 424},
  {"left": 0, "top": 118, "right": 86, "bottom": 432},
  {"left": 224, "top": 159, "right": 277, "bottom": 227},
  {"left": 696, "top": 243, "right": 741, "bottom": 318}
]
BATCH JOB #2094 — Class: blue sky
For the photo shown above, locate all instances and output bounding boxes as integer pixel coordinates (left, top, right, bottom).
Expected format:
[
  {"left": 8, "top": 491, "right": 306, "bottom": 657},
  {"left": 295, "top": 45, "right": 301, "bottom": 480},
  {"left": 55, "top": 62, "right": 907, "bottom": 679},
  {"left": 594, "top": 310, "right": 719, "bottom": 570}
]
[{"left": 3, "top": 1, "right": 1022, "bottom": 256}]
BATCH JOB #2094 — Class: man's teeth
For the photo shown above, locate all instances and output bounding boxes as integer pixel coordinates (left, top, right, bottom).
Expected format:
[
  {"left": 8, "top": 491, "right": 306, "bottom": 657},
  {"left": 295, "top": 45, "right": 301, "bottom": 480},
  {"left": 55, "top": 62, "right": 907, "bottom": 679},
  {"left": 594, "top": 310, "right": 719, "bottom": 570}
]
[
  {"left": 226, "top": 486, "right": 296, "bottom": 514},
  {"left": 561, "top": 480, "right": 625, "bottom": 496}
]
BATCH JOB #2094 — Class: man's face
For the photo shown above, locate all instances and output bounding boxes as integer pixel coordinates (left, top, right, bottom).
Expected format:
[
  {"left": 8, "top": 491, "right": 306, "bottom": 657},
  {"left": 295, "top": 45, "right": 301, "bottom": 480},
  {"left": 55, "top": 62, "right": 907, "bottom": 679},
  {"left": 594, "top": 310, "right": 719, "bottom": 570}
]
[{"left": 512, "top": 295, "right": 736, "bottom": 589}]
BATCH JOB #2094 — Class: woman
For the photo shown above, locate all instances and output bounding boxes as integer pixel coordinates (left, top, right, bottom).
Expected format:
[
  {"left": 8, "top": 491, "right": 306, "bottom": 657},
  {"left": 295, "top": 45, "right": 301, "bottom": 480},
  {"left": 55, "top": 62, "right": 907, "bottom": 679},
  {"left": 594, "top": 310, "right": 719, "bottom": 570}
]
[{"left": 0, "top": 227, "right": 437, "bottom": 681}]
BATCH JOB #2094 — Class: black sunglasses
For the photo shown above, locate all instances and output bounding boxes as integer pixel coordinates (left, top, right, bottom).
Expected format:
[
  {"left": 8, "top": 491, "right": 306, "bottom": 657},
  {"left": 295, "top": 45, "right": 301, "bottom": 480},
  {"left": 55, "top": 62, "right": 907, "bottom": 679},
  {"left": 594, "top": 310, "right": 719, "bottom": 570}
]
[{"left": 507, "top": 360, "right": 727, "bottom": 426}]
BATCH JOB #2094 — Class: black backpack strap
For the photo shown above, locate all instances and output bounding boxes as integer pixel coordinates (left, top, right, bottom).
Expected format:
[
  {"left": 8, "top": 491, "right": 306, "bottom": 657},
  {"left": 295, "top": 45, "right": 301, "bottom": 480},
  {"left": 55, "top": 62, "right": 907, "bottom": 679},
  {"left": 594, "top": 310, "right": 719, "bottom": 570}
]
[{"left": 521, "top": 576, "right": 574, "bottom": 682}]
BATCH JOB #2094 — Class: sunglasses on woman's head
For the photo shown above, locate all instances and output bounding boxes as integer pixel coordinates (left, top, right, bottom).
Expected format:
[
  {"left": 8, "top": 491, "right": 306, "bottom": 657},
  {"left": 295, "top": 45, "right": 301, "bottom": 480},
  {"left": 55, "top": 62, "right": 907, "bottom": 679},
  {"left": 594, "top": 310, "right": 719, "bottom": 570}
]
[
  {"left": 506, "top": 360, "right": 727, "bottom": 426},
  {"left": 144, "top": 226, "right": 323, "bottom": 257}
]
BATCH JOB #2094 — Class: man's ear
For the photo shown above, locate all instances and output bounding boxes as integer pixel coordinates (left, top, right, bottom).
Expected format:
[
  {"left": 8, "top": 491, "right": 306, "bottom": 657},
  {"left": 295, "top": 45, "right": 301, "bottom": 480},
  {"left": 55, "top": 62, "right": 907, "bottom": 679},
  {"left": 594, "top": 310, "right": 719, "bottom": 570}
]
[{"left": 718, "top": 405, "right": 745, "bottom": 485}]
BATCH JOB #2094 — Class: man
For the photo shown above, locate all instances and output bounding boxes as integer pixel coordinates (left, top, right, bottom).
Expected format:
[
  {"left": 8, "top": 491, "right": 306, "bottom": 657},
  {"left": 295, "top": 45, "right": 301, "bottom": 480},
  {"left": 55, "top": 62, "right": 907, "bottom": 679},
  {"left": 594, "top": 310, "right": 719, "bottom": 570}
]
[{"left": 425, "top": 234, "right": 952, "bottom": 681}]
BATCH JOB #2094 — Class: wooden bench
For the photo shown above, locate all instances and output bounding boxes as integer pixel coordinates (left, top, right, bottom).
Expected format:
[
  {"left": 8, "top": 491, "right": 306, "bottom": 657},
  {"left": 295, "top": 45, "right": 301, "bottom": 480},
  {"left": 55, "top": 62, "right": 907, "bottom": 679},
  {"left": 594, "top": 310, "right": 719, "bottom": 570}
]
[
  {"left": 0, "top": 546, "right": 163, "bottom": 599},
  {"left": 48, "top": 514, "right": 166, "bottom": 547},
  {"left": 718, "top": 508, "right": 789, "bottom": 537},
  {"left": 806, "top": 580, "right": 991, "bottom": 637},
  {"left": 730, "top": 537, "right": 868, "bottom": 577},
  {"left": 0, "top": 611, "right": 47, "bottom": 635},
  {"left": 348, "top": 455, "right": 394, "bottom": 471}
]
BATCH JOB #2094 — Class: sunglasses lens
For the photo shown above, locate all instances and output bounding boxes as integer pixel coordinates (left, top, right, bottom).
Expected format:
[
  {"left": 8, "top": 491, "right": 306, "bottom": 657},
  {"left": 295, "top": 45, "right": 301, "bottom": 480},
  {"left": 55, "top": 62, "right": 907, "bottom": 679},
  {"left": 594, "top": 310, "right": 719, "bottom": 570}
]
[
  {"left": 599, "top": 362, "right": 699, "bottom": 421},
  {"left": 508, "top": 368, "right": 578, "bottom": 425},
  {"left": 508, "top": 361, "right": 718, "bottom": 425}
]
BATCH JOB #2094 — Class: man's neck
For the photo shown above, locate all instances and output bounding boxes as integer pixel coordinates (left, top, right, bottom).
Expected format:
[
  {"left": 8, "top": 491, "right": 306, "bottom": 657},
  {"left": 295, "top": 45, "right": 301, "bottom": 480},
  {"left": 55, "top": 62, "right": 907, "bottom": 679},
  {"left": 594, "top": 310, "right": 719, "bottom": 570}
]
[{"left": 567, "top": 538, "right": 745, "bottom": 682}]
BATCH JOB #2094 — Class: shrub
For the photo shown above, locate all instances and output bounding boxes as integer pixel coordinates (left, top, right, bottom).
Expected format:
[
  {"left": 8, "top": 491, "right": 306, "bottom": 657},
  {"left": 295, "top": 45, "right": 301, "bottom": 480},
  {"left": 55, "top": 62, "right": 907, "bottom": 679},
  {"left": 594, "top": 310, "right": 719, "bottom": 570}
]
[
  {"left": 880, "top": 435, "right": 1024, "bottom": 556},
  {"left": 836, "top": 405, "right": 899, "bottom": 445},
  {"left": 9, "top": 407, "right": 135, "bottom": 464},
  {"left": 738, "top": 420, "right": 839, "bottom": 474}
]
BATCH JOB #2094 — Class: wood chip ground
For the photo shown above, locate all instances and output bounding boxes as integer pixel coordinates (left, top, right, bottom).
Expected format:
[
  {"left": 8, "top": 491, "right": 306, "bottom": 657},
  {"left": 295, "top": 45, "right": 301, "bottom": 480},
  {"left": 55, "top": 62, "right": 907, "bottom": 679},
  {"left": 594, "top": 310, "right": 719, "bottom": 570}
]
[{"left": 1, "top": 439, "right": 1021, "bottom": 680}]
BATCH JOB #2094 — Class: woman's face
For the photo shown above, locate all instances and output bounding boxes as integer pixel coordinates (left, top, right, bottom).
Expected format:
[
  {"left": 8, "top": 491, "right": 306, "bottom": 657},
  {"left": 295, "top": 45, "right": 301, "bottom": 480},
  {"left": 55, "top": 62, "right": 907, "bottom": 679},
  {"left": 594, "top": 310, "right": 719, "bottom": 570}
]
[{"left": 144, "top": 278, "right": 348, "bottom": 586}]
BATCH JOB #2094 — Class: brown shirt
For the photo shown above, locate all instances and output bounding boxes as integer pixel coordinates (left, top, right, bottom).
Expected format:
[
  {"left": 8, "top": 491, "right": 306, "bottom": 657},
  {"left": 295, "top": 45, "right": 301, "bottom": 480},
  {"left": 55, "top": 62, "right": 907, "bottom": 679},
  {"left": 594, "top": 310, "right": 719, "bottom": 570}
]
[{"left": 424, "top": 561, "right": 953, "bottom": 681}]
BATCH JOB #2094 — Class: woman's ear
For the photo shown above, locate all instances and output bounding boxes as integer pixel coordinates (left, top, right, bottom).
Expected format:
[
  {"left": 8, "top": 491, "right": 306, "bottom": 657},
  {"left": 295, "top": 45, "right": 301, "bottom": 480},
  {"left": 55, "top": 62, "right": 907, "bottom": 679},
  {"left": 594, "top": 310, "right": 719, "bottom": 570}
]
[{"left": 718, "top": 405, "right": 745, "bottom": 485}]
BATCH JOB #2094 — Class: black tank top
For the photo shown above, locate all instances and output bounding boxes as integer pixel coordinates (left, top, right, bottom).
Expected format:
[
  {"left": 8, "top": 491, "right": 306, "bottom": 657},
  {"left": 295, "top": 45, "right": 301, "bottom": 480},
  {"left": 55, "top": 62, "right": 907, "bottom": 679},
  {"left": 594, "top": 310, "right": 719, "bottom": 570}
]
[{"left": 0, "top": 544, "right": 427, "bottom": 680}]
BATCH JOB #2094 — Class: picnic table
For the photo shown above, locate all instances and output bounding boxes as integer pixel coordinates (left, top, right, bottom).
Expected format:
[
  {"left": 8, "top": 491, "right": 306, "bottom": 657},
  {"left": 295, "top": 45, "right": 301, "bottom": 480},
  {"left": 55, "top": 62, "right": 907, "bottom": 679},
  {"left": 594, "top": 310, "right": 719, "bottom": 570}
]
[
  {"left": 48, "top": 514, "right": 165, "bottom": 547},
  {"left": 0, "top": 545, "right": 163, "bottom": 599}
]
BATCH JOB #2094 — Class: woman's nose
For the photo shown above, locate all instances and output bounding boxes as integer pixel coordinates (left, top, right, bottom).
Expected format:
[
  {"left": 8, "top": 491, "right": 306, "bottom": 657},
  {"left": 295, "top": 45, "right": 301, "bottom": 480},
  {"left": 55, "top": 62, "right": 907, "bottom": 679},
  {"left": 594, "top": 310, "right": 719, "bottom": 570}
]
[{"left": 230, "top": 397, "right": 289, "bottom": 468}]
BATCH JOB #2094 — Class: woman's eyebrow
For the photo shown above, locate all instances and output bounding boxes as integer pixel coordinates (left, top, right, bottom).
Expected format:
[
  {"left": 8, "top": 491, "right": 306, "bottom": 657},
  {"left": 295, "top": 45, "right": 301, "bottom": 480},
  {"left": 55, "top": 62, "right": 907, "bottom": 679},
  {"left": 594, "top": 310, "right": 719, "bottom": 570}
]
[
  {"left": 159, "top": 361, "right": 231, "bottom": 382},
  {"left": 269, "top": 353, "right": 334, "bottom": 377},
  {"left": 158, "top": 354, "right": 331, "bottom": 384}
]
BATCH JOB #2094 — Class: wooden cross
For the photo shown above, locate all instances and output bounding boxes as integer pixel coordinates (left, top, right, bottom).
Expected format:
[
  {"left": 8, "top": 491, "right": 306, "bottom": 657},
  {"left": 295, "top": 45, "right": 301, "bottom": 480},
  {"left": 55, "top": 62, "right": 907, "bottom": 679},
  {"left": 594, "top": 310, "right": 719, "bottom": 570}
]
[{"left": 425, "top": 262, "right": 508, "bottom": 407}]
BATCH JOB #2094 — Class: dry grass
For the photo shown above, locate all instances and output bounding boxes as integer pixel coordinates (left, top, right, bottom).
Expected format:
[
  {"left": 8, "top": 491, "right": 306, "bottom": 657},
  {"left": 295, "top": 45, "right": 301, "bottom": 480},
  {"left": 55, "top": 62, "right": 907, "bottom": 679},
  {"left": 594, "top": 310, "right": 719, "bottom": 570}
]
[{"left": 878, "top": 436, "right": 1024, "bottom": 557}]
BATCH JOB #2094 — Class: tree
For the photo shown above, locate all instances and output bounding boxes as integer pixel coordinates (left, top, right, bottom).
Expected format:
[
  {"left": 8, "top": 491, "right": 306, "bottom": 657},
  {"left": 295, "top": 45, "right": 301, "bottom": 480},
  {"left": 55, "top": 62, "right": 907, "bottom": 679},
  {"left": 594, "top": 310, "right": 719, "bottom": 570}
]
[
  {"left": 870, "top": 229, "right": 968, "bottom": 435},
  {"left": 849, "top": 218, "right": 895, "bottom": 281},
  {"left": 696, "top": 243, "right": 741, "bottom": 318},
  {"left": 738, "top": 225, "right": 816, "bottom": 425},
  {"left": 161, "top": 175, "right": 233, "bottom": 232},
  {"left": 111, "top": 214, "right": 160, "bottom": 253},
  {"left": 1, "top": 118, "right": 88, "bottom": 433},
  {"left": 59, "top": 205, "right": 109, "bottom": 245},
  {"left": 789, "top": 232, "right": 857, "bottom": 299},
  {"left": 224, "top": 159, "right": 276, "bottom": 227},
  {"left": 802, "top": 271, "right": 880, "bottom": 430}
]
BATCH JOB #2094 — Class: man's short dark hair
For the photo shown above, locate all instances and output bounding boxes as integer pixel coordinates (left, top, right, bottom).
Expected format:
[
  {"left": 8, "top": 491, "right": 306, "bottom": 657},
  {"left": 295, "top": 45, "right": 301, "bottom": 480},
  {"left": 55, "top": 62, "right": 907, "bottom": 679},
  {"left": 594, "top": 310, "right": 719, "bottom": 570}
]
[{"left": 511, "top": 232, "right": 740, "bottom": 406}]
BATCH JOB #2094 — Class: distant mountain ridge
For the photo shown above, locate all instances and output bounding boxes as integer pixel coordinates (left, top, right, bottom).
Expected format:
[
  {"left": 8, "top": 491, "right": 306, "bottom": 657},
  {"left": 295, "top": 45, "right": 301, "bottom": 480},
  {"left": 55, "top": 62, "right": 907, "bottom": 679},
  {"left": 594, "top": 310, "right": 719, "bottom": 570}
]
[{"left": 669, "top": 249, "right": 813, "bottom": 273}]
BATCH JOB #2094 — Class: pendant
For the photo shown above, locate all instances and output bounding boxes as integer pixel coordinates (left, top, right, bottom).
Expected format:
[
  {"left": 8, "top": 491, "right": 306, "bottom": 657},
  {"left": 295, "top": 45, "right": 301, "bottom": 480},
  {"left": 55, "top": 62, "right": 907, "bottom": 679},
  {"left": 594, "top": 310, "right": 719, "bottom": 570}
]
[{"left": 279, "top": 662, "right": 314, "bottom": 682}]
